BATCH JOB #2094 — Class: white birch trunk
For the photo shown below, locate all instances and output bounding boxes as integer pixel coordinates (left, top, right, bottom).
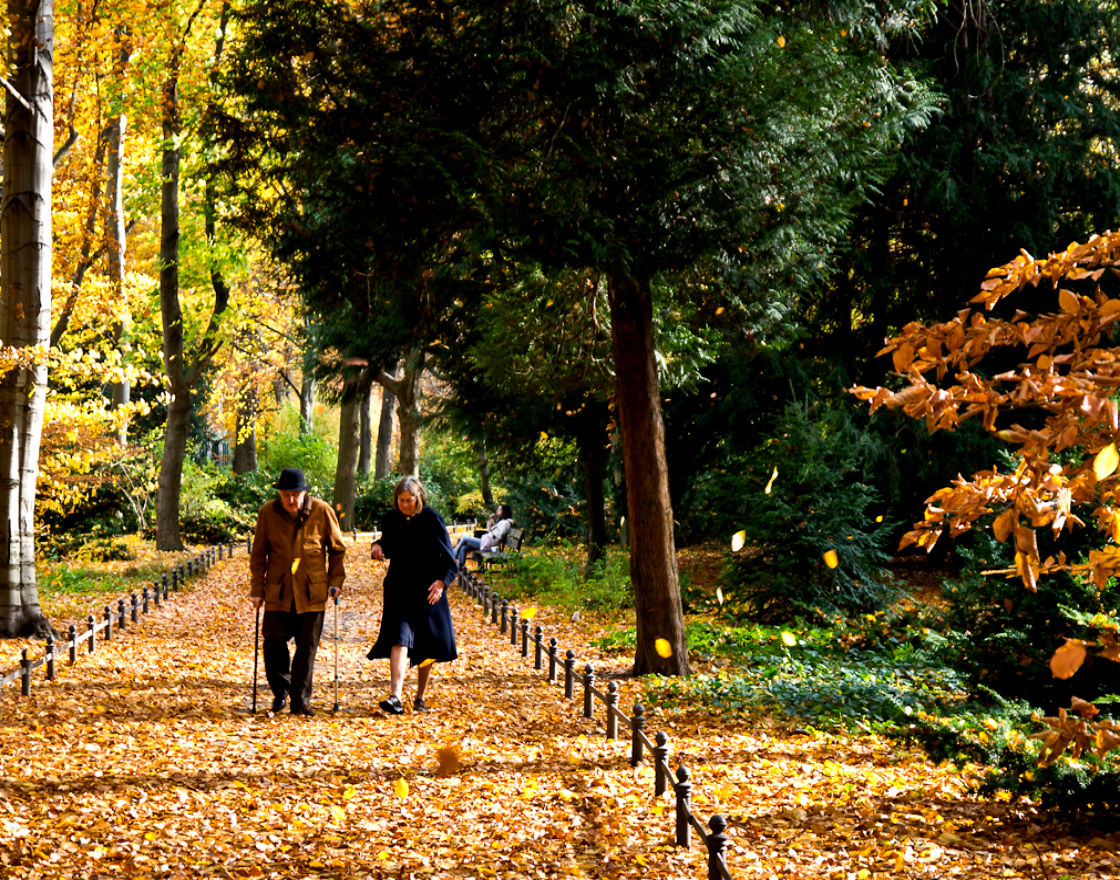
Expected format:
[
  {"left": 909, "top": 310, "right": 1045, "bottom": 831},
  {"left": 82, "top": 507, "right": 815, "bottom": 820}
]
[{"left": 0, "top": 0, "right": 54, "bottom": 636}]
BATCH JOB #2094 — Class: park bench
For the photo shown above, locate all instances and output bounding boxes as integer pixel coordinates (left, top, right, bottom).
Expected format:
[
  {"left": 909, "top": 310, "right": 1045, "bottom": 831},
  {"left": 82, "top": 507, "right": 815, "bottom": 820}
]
[{"left": 475, "top": 526, "right": 525, "bottom": 571}]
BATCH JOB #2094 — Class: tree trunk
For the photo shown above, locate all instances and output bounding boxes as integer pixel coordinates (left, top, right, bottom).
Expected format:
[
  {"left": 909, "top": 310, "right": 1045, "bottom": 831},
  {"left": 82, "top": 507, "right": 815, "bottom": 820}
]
[
  {"left": 232, "top": 386, "right": 258, "bottom": 473},
  {"left": 357, "top": 376, "right": 372, "bottom": 477},
  {"left": 608, "top": 273, "right": 690, "bottom": 676},
  {"left": 579, "top": 400, "right": 609, "bottom": 573},
  {"left": 332, "top": 374, "right": 362, "bottom": 529},
  {"left": 0, "top": 0, "right": 54, "bottom": 637},
  {"left": 299, "top": 372, "right": 315, "bottom": 436},
  {"left": 155, "top": 69, "right": 186, "bottom": 551},
  {"left": 374, "top": 385, "right": 395, "bottom": 480},
  {"left": 478, "top": 439, "right": 493, "bottom": 508},
  {"left": 106, "top": 33, "right": 130, "bottom": 444},
  {"left": 379, "top": 351, "right": 424, "bottom": 476}
]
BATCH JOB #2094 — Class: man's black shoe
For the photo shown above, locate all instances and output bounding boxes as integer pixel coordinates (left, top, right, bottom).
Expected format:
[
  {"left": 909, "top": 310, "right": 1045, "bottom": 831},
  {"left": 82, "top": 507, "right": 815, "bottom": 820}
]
[
  {"left": 379, "top": 695, "right": 404, "bottom": 715},
  {"left": 291, "top": 703, "right": 316, "bottom": 717},
  {"left": 270, "top": 695, "right": 286, "bottom": 713},
  {"left": 413, "top": 697, "right": 428, "bottom": 713}
]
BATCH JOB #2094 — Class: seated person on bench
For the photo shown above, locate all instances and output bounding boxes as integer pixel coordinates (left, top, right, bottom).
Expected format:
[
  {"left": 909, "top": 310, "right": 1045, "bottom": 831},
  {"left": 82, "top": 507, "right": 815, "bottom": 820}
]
[{"left": 453, "top": 504, "right": 513, "bottom": 570}]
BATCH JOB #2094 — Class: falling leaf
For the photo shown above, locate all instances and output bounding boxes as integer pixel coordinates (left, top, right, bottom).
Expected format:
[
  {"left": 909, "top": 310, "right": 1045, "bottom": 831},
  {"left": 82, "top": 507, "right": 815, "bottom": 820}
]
[
  {"left": 1094, "top": 443, "right": 1120, "bottom": 480},
  {"left": 1050, "top": 639, "right": 1088, "bottom": 680},
  {"left": 394, "top": 777, "right": 409, "bottom": 799},
  {"left": 715, "top": 587, "right": 724, "bottom": 605},
  {"left": 520, "top": 606, "right": 538, "bottom": 620},
  {"left": 777, "top": 34, "right": 786, "bottom": 47},
  {"left": 417, "top": 657, "right": 435, "bottom": 668},
  {"left": 781, "top": 631, "right": 797, "bottom": 647},
  {"left": 731, "top": 530, "right": 747, "bottom": 552},
  {"left": 654, "top": 638, "right": 672, "bottom": 658},
  {"left": 435, "top": 746, "right": 461, "bottom": 777},
  {"left": 291, "top": 558, "right": 300, "bottom": 574},
  {"left": 764, "top": 466, "right": 778, "bottom": 494},
  {"left": 823, "top": 549, "right": 839, "bottom": 569}
]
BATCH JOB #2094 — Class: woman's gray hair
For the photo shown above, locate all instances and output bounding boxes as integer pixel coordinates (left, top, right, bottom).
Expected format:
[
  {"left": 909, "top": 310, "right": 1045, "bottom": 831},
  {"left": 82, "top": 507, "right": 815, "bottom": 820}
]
[{"left": 393, "top": 475, "right": 426, "bottom": 508}]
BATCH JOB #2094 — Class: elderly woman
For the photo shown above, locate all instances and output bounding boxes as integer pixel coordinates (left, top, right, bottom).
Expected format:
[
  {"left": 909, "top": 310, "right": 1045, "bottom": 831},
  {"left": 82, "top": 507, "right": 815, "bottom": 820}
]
[
  {"left": 452, "top": 503, "right": 514, "bottom": 571},
  {"left": 367, "top": 476, "right": 458, "bottom": 714}
]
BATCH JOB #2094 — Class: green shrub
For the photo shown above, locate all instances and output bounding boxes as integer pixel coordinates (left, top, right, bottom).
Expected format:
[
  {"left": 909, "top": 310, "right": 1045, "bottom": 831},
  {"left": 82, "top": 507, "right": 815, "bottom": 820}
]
[
  {"left": 497, "top": 541, "right": 633, "bottom": 612},
  {"left": 719, "top": 396, "right": 897, "bottom": 623}
]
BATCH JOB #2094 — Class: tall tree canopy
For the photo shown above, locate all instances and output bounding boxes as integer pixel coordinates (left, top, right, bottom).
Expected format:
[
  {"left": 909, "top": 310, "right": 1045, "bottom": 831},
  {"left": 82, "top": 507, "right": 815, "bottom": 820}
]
[{"left": 214, "top": 0, "right": 937, "bottom": 674}]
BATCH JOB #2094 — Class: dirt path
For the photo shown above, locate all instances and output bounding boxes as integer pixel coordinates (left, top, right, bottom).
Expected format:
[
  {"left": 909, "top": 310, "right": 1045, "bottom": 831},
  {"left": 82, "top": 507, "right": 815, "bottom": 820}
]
[{"left": 0, "top": 543, "right": 1117, "bottom": 879}]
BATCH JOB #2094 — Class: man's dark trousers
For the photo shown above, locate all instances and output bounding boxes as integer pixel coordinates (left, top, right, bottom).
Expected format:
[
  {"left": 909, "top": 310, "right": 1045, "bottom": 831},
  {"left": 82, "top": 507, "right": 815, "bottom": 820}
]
[{"left": 262, "top": 604, "right": 325, "bottom": 710}]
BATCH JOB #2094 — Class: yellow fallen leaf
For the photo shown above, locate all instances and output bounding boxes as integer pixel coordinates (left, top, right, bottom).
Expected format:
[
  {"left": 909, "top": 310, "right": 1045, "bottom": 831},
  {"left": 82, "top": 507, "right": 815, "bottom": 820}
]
[
  {"left": 376, "top": 851, "right": 391, "bottom": 861},
  {"left": 731, "top": 530, "right": 747, "bottom": 552},
  {"left": 330, "top": 805, "right": 346, "bottom": 825},
  {"left": 342, "top": 785, "right": 356, "bottom": 801},
  {"left": 394, "top": 778, "right": 409, "bottom": 799},
  {"left": 654, "top": 638, "right": 673, "bottom": 658},
  {"left": 1095, "top": 443, "right": 1119, "bottom": 480},
  {"left": 823, "top": 549, "right": 839, "bottom": 569}
]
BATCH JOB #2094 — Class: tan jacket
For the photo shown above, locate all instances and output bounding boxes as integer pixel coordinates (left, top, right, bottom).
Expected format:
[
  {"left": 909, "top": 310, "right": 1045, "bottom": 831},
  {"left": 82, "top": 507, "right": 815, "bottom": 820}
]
[{"left": 250, "top": 496, "right": 346, "bottom": 613}]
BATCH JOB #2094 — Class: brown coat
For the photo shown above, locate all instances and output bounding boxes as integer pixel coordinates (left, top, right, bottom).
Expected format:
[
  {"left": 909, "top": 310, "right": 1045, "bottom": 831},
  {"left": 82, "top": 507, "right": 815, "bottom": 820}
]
[{"left": 250, "top": 496, "right": 346, "bottom": 613}]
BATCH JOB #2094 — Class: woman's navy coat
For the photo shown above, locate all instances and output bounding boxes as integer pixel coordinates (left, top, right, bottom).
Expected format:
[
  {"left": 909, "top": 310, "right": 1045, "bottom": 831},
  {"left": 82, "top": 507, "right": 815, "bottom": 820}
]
[{"left": 367, "top": 505, "right": 458, "bottom": 666}]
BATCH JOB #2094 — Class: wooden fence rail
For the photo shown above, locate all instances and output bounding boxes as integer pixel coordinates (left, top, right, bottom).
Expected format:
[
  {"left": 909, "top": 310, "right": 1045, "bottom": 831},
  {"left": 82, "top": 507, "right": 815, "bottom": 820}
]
[
  {"left": 0, "top": 542, "right": 235, "bottom": 706},
  {"left": 457, "top": 565, "right": 734, "bottom": 880}
]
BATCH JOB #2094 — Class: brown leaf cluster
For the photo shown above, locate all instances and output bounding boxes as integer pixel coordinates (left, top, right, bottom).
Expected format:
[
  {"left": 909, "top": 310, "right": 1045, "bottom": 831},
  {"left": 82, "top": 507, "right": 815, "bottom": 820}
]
[{"left": 0, "top": 543, "right": 1118, "bottom": 878}]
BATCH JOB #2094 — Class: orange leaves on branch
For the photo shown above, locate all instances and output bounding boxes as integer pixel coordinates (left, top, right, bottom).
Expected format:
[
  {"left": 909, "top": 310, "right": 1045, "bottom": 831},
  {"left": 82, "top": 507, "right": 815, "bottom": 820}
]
[
  {"left": 852, "top": 230, "right": 1120, "bottom": 596},
  {"left": 1033, "top": 699, "right": 1120, "bottom": 766}
]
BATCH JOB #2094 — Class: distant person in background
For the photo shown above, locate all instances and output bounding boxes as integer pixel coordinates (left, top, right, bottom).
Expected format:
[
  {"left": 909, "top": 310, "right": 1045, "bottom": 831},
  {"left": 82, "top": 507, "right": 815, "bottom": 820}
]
[
  {"left": 452, "top": 503, "right": 513, "bottom": 571},
  {"left": 367, "top": 476, "right": 458, "bottom": 714},
  {"left": 250, "top": 467, "right": 347, "bottom": 717}
]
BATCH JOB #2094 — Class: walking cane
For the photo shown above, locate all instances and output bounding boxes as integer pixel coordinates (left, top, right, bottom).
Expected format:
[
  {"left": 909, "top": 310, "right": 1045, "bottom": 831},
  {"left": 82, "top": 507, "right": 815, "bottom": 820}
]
[
  {"left": 252, "top": 604, "right": 261, "bottom": 713},
  {"left": 332, "top": 590, "right": 340, "bottom": 712}
]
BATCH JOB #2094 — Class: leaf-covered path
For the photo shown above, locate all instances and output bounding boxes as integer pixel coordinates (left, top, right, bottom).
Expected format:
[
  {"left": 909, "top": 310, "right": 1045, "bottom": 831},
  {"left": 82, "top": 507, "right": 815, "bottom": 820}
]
[{"left": 1, "top": 542, "right": 1118, "bottom": 879}]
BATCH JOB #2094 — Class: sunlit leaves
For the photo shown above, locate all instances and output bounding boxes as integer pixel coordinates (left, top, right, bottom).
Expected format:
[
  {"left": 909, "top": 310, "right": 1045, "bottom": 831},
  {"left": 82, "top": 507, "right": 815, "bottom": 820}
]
[{"left": 1094, "top": 443, "right": 1119, "bottom": 480}]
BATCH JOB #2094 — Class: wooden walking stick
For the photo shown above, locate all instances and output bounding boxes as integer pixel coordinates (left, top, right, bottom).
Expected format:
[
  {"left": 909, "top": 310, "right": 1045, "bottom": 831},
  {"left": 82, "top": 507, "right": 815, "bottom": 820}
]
[
  {"left": 252, "top": 604, "right": 261, "bottom": 713},
  {"left": 332, "top": 590, "right": 340, "bottom": 712}
]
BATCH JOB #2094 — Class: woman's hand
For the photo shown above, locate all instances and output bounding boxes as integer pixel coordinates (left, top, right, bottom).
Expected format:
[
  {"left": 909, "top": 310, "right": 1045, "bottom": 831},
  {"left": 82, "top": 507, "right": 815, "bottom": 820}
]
[
  {"left": 371, "top": 543, "right": 384, "bottom": 560},
  {"left": 427, "top": 580, "right": 445, "bottom": 604}
]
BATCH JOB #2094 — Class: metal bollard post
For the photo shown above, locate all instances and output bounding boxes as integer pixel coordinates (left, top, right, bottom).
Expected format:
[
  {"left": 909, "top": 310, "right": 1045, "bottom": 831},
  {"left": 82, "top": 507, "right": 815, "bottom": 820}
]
[
  {"left": 68, "top": 625, "right": 77, "bottom": 665},
  {"left": 500, "top": 600, "right": 508, "bottom": 634},
  {"left": 606, "top": 681, "right": 619, "bottom": 740},
  {"left": 706, "top": 815, "right": 730, "bottom": 880},
  {"left": 534, "top": 626, "right": 543, "bottom": 669},
  {"left": 171, "top": 568, "right": 179, "bottom": 592},
  {"left": 654, "top": 732, "right": 670, "bottom": 796},
  {"left": 583, "top": 664, "right": 595, "bottom": 719},
  {"left": 548, "top": 638, "right": 558, "bottom": 682},
  {"left": 218, "top": 543, "right": 224, "bottom": 561},
  {"left": 674, "top": 766, "right": 693, "bottom": 847},
  {"left": 520, "top": 619, "right": 529, "bottom": 656},
  {"left": 509, "top": 608, "right": 519, "bottom": 645},
  {"left": 152, "top": 581, "right": 161, "bottom": 607},
  {"left": 491, "top": 593, "right": 499, "bottom": 625},
  {"left": 45, "top": 636, "right": 55, "bottom": 681},
  {"left": 104, "top": 606, "right": 113, "bottom": 641},
  {"left": 87, "top": 615, "right": 96, "bottom": 653},
  {"left": 118, "top": 598, "right": 127, "bottom": 630},
  {"left": 20, "top": 649, "right": 31, "bottom": 696},
  {"left": 631, "top": 702, "right": 646, "bottom": 765},
  {"left": 564, "top": 650, "right": 576, "bottom": 699},
  {"left": 131, "top": 592, "right": 139, "bottom": 623},
  {"left": 246, "top": 535, "right": 251, "bottom": 555},
  {"left": 163, "top": 573, "right": 170, "bottom": 596},
  {"left": 142, "top": 586, "right": 150, "bottom": 614}
]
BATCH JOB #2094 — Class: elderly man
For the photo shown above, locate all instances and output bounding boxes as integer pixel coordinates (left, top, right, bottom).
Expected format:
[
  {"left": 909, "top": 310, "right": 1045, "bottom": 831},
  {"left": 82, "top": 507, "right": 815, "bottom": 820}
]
[{"left": 250, "top": 467, "right": 347, "bottom": 716}]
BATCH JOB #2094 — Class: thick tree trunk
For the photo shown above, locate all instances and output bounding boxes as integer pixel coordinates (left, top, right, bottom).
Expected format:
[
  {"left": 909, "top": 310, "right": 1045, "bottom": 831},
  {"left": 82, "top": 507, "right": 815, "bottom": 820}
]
[
  {"left": 374, "top": 386, "right": 395, "bottom": 480},
  {"left": 333, "top": 376, "right": 362, "bottom": 528},
  {"left": 608, "top": 273, "right": 690, "bottom": 676},
  {"left": 0, "top": 0, "right": 54, "bottom": 637}
]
